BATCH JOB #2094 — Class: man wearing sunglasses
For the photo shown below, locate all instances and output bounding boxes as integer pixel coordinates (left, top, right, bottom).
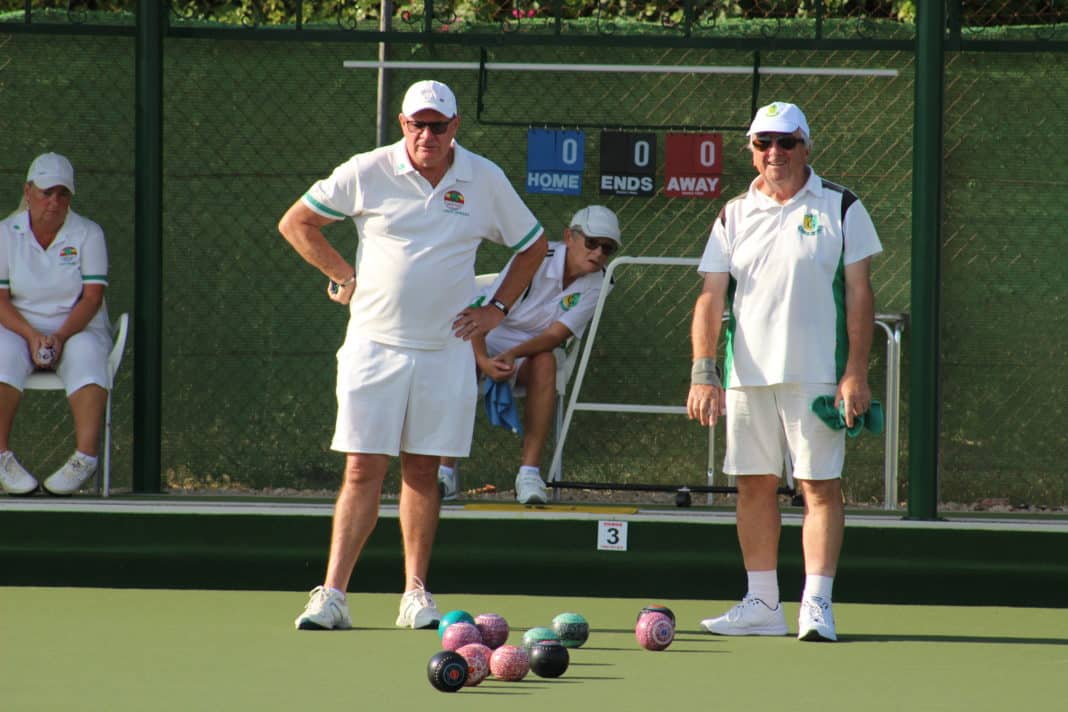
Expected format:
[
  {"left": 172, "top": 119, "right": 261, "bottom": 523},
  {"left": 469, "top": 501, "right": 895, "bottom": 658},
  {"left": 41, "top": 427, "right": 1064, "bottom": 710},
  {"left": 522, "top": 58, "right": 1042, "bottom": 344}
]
[
  {"left": 687, "top": 102, "right": 882, "bottom": 642},
  {"left": 279, "top": 79, "right": 547, "bottom": 631},
  {"left": 439, "top": 205, "right": 621, "bottom": 505}
]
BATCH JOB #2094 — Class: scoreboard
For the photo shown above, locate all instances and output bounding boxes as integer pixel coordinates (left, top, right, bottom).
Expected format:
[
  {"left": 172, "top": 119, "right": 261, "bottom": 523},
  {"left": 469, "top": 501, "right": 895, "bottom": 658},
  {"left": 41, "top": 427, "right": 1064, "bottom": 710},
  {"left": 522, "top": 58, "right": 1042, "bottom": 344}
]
[{"left": 525, "top": 129, "right": 722, "bottom": 200}]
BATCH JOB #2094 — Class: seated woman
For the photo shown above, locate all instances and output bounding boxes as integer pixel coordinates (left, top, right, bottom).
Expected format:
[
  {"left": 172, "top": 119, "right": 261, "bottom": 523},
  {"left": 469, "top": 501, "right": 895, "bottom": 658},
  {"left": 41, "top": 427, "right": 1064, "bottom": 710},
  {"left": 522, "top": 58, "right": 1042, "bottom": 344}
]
[
  {"left": 0, "top": 153, "right": 111, "bottom": 496},
  {"left": 440, "top": 205, "right": 622, "bottom": 504}
]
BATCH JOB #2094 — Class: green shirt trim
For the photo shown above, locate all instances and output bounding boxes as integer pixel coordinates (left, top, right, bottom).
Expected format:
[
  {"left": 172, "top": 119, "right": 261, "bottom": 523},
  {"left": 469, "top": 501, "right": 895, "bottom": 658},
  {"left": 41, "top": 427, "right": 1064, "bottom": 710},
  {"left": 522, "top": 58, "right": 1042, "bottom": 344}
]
[
  {"left": 303, "top": 193, "right": 346, "bottom": 220},
  {"left": 510, "top": 223, "right": 543, "bottom": 253}
]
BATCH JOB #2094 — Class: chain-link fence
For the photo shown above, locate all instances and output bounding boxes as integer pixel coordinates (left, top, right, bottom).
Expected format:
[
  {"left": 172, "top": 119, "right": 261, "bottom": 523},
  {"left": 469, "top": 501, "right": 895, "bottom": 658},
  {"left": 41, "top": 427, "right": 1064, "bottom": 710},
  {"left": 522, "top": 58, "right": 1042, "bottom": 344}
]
[{"left": 1, "top": 1, "right": 1065, "bottom": 507}]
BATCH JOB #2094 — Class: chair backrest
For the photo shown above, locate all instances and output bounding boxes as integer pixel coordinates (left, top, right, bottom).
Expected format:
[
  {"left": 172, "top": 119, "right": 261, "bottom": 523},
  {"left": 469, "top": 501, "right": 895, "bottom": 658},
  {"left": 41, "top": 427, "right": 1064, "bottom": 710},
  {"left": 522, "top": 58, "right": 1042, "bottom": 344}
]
[
  {"left": 474, "top": 272, "right": 499, "bottom": 291},
  {"left": 24, "top": 312, "right": 129, "bottom": 391},
  {"left": 107, "top": 312, "right": 130, "bottom": 386}
]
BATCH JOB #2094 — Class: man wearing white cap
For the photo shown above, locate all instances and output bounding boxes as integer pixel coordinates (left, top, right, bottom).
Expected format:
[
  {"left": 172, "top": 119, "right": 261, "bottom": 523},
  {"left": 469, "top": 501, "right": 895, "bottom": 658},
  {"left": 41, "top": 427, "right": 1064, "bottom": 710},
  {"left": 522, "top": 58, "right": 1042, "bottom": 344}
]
[
  {"left": 279, "top": 79, "right": 547, "bottom": 631},
  {"left": 438, "top": 205, "right": 622, "bottom": 504},
  {"left": 0, "top": 152, "right": 111, "bottom": 496},
  {"left": 687, "top": 102, "right": 882, "bottom": 642}
]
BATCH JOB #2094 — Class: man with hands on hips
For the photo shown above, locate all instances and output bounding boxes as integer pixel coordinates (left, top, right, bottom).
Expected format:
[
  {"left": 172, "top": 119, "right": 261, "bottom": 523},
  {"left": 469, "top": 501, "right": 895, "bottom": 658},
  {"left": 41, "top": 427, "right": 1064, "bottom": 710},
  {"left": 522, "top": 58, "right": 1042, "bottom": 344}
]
[{"left": 279, "top": 79, "right": 546, "bottom": 631}]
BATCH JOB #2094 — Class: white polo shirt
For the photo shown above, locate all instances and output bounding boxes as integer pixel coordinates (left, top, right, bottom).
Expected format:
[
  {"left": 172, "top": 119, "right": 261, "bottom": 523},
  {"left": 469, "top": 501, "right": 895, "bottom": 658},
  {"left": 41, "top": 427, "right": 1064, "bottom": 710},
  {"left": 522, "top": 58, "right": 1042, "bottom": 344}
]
[
  {"left": 0, "top": 209, "right": 110, "bottom": 331},
  {"left": 303, "top": 140, "right": 543, "bottom": 350},
  {"left": 698, "top": 169, "right": 882, "bottom": 387},
  {"left": 479, "top": 241, "right": 605, "bottom": 351}
]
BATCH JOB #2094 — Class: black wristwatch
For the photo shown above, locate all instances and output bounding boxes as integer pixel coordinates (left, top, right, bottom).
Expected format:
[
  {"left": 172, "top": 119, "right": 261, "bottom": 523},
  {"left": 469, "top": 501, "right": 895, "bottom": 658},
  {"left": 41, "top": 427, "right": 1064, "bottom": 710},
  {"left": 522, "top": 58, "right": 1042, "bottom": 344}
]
[{"left": 489, "top": 298, "right": 509, "bottom": 316}]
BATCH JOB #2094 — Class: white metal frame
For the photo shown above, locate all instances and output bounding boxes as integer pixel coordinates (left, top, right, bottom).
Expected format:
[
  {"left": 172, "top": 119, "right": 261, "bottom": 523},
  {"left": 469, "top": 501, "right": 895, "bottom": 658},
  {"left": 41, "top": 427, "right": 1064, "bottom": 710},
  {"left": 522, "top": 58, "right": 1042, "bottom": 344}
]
[
  {"left": 547, "top": 257, "right": 907, "bottom": 509},
  {"left": 344, "top": 60, "right": 899, "bottom": 78}
]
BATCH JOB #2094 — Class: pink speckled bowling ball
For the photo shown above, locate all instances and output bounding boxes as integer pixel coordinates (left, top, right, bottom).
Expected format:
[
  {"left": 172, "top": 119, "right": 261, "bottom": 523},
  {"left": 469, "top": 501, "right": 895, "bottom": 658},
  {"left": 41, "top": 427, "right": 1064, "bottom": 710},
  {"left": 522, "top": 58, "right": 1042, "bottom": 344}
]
[
  {"left": 489, "top": 644, "right": 529, "bottom": 681},
  {"left": 455, "top": 643, "right": 492, "bottom": 686},
  {"left": 442, "top": 621, "right": 482, "bottom": 651},
  {"left": 473, "top": 613, "right": 510, "bottom": 649},
  {"left": 635, "top": 611, "right": 675, "bottom": 651}
]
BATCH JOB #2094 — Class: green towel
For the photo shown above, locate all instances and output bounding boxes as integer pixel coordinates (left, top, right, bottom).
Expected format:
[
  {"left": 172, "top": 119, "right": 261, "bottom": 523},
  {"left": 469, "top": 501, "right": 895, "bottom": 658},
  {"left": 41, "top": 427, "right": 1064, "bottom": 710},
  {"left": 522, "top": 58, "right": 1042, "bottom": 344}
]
[{"left": 811, "top": 396, "right": 884, "bottom": 437}]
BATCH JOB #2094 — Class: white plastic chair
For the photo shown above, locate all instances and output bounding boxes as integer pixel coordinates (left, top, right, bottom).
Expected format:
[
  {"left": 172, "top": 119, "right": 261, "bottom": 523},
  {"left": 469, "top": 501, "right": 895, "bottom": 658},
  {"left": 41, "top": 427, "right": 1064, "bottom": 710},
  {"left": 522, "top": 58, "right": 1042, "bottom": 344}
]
[{"left": 24, "top": 312, "right": 129, "bottom": 497}]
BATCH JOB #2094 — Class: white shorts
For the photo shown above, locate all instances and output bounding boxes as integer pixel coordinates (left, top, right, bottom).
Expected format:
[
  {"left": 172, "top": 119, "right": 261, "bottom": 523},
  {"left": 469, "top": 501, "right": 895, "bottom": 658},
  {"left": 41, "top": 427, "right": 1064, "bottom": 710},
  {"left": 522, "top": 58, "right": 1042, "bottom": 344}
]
[
  {"left": 723, "top": 383, "right": 845, "bottom": 481},
  {"left": 0, "top": 324, "right": 110, "bottom": 396},
  {"left": 331, "top": 333, "right": 478, "bottom": 457}
]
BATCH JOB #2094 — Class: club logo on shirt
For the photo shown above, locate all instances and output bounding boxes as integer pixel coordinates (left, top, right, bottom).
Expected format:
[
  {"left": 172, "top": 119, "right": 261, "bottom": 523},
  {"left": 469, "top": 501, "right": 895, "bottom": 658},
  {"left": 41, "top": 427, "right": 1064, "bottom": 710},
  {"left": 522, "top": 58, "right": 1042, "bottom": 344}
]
[
  {"left": 560, "top": 293, "right": 581, "bottom": 311},
  {"left": 58, "top": 246, "right": 79, "bottom": 264},
  {"left": 798, "top": 212, "right": 823, "bottom": 237},
  {"left": 444, "top": 190, "right": 466, "bottom": 212}
]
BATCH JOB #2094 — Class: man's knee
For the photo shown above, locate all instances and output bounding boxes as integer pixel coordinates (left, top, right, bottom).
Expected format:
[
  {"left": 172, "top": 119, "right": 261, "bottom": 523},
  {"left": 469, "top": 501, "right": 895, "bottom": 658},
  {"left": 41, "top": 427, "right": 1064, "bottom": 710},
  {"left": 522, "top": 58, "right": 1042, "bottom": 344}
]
[
  {"left": 342, "top": 453, "right": 389, "bottom": 486},
  {"left": 400, "top": 453, "right": 440, "bottom": 486},
  {"left": 524, "top": 351, "right": 557, "bottom": 390},
  {"left": 737, "top": 474, "right": 780, "bottom": 494},
  {"left": 799, "top": 478, "right": 843, "bottom": 506}
]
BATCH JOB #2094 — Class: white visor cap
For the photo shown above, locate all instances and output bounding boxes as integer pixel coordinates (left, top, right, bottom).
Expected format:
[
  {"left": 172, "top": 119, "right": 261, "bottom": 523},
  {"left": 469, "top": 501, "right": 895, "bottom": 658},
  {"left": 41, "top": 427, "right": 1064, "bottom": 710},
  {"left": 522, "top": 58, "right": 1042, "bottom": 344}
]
[
  {"left": 401, "top": 80, "right": 458, "bottom": 119},
  {"left": 569, "top": 205, "right": 622, "bottom": 245},
  {"left": 26, "top": 152, "right": 76, "bottom": 194},
  {"left": 746, "top": 102, "right": 810, "bottom": 141}
]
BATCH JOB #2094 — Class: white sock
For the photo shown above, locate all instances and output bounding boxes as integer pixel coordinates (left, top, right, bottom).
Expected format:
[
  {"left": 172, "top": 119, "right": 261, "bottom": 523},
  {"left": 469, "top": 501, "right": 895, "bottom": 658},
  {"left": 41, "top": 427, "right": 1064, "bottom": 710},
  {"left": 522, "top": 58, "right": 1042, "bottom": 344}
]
[
  {"left": 75, "top": 451, "right": 99, "bottom": 467},
  {"left": 803, "top": 574, "right": 834, "bottom": 602},
  {"left": 326, "top": 587, "right": 346, "bottom": 599},
  {"left": 746, "top": 570, "right": 780, "bottom": 607},
  {"left": 518, "top": 465, "right": 540, "bottom": 478},
  {"left": 438, "top": 465, "right": 455, "bottom": 478}
]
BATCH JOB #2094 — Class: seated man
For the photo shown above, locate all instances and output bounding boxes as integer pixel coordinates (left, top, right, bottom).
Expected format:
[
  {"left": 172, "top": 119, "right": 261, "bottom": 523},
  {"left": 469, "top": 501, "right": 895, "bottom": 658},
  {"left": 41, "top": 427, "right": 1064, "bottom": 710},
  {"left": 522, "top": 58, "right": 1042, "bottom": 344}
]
[{"left": 439, "top": 205, "right": 622, "bottom": 504}]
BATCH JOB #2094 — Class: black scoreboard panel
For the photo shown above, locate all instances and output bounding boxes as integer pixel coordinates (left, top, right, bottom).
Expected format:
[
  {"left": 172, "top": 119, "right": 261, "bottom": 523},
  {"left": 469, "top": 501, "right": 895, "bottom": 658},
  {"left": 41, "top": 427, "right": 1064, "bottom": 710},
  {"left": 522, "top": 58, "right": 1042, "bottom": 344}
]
[{"left": 599, "top": 131, "right": 656, "bottom": 197}]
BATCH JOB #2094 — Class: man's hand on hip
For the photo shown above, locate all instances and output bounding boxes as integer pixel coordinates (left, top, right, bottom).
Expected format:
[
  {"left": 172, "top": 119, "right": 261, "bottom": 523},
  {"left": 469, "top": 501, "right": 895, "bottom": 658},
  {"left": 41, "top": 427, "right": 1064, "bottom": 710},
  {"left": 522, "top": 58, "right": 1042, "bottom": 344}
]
[{"left": 453, "top": 305, "right": 505, "bottom": 341}]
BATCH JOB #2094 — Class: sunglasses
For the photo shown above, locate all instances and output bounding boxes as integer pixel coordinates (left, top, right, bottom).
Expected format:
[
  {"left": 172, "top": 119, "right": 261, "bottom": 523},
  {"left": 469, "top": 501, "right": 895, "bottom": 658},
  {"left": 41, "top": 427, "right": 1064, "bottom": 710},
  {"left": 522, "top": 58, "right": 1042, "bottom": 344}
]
[
  {"left": 404, "top": 119, "right": 453, "bottom": 135},
  {"left": 583, "top": 236, "right": 618, "bottom": 256},
  {"left": 751, "top": 135, "right": 805, "bottom": 151}
]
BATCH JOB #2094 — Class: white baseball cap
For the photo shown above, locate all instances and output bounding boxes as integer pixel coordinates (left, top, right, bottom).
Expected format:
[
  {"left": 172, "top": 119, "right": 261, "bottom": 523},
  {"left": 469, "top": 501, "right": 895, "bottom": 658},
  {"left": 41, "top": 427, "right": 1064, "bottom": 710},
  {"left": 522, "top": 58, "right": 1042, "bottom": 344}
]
[
  {"left": 569, "top": 205, "right": 622, "bottom": 245},
  {"left": 401, "top": 80, "right": 458, "bottom": 119},
  {"left": 746, "top": 102, "right": 810, "bottom": 141},
  {"left": 26, "top": 152, "right": 76, "bottom": 194}
]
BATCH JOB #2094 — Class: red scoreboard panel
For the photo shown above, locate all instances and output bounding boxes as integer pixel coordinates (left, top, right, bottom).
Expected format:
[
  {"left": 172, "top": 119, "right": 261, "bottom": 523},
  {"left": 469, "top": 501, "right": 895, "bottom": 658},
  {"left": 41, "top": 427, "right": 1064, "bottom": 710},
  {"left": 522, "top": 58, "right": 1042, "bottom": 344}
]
[{"left": 664, "top": 133, "right": 722, "bottom": 199}]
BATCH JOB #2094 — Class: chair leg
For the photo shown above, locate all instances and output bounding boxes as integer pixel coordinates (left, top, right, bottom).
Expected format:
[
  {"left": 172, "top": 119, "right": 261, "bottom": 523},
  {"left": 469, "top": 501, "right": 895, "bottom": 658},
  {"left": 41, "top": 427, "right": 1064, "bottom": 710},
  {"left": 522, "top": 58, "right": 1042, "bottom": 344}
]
[
  {"left": 549, "top": 393, "right": 565, "bottom": 502},
  {"left": 102, "top": 391, "right": 112, "bottom": 497}
]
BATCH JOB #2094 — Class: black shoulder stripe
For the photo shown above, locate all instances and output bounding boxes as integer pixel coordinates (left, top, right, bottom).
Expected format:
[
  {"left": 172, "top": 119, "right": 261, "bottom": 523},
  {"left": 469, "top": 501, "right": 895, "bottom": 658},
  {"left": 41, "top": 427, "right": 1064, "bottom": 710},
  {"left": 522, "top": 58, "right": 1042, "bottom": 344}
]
[
  {"left": 821, "top": 179, "right": 858, "bottom": 222},
  {"left": 713, "top": 191, "right": 747, "bottom": 231}
]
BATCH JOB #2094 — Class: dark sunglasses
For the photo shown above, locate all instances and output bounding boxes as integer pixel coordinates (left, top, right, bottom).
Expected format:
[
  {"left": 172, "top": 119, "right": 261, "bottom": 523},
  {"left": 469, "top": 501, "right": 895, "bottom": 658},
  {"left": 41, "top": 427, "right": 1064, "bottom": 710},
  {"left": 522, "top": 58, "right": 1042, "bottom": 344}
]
[
  {"left": 583, "top": 236, "right": 618, "bottom": 256},
  {"left": 404, "top": 119, "right": 453, "bottom": 135},
  {"left": 752, "top": 135, "right": 805, "bottom": 151}
]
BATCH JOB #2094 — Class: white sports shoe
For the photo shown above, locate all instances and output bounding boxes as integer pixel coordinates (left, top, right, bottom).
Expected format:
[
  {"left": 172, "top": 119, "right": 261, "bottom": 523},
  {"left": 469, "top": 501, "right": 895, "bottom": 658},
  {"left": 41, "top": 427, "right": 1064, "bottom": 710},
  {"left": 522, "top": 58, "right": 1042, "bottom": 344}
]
[
  {"left": 515, "top": 471, "right": 548, "bottom": 505},
  {"left": 395, "top": 578, "right": 441, "bottom": 629},
  {"left": 42, "top": 452, "right": 97, "bottom": 495},
  {"left": 438, "top": 467, "right": 459, "bottom": 501},
  {"left": 294, "top": 586, "right": 352, "bottom": 630},
  {"left": 700, "top": 595, "right": 789, "bottom": 636},
  {"left": 798, "top": 596, "right": 837, "bottom": 642},
  {"left": 0, "top": 451, "right": 38, "bottom": 495}
]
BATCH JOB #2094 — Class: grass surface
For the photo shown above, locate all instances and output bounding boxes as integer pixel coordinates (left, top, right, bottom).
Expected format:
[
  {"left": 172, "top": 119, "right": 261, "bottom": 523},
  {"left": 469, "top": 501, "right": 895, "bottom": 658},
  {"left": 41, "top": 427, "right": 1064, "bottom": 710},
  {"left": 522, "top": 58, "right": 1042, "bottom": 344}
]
[{"left": 2, "top": 587, "right": 1066, "bottom": 711}]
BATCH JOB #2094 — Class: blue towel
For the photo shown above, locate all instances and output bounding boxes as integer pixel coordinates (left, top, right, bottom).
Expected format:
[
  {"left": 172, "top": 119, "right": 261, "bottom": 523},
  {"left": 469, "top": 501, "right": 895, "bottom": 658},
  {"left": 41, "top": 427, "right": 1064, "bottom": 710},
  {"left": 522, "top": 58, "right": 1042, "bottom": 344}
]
[
  {"left": 811, "top": 396, "right": 884, "bottom": 437},
  {"left": 483, "top": 379, "right": 523, "bottom": 435}
]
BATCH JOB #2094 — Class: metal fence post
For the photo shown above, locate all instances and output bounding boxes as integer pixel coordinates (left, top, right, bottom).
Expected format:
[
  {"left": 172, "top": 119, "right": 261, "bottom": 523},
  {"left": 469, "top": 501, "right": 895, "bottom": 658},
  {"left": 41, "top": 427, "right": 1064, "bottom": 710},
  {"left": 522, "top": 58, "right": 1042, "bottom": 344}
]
[
  {"left": 908, "top": 0, "right": 944, "bottom": 520},
  {"left": 134, "top": 0, "right": 164, "bottom": 493}
]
